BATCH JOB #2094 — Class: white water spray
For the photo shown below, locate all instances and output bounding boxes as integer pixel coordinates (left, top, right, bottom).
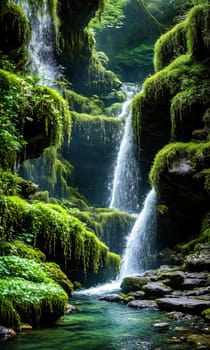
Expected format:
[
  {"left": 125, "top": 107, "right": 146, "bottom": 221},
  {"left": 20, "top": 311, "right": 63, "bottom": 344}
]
[
  {"left": 14, "top": 0, "right": 62, "bottom": 86},
  {"left": 119, "top": 188, "right": 156, "bottom": 279},
  {"left": 76, "top": 189, "right": 156, "bottom": 296},
  {"left": 109, "top": 83, "right": 140, "bottom": 213}
]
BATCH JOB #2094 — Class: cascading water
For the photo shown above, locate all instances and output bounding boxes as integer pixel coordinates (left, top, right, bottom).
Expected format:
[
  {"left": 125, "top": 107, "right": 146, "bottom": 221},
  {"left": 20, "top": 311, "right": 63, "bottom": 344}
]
[
  {"left": 119, "top": 188, "right": 156, "bottom": 279},
  {"left": 109, "top": 83, "right": 140, "bottom": 213},
  {"left": 13, "top": 0, "right": 61, "bottom": 86}
]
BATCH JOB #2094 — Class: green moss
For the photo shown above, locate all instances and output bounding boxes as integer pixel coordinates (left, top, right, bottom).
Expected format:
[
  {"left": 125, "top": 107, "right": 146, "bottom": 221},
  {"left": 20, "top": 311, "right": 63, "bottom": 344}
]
[
  {"left": 0, "top": 240, "right": 46, "bottom": 262},
  {"left": 154, "top": 5, "right": 210, "bottom": 72},
  {"left": 0, "top": 2, "right": 31, "bottom": 64},
  {"left": 64, "top": 89, "right": 104, "bottom": 116},
  {"left": 0, "top": 70, "right": 71, "bottom": 170},
  {"left": 154, "top": 22, "right": 187, "bottom": 72},
  {"left": 149, "top": 141, "right": 210, "bottom": 190},
  {"left": 0, "top": 196, "right": 120, "bottom": 281},
  {"left": 72, "top": 208, "right": 135, "bottom": 254},
  {"left": 71, "top": 111, "right": 123, "bottom": 144},
  {"left": 44, "top": 262, "right": 73, "bottom": 294},
  {"left": 21, "top": 147, "right": 74, "bottom": 198},
  {"left": 202, "top": 308, "right": 210, "bottom": 321},
  {"left": 0, "top": 256, "right": 68, "bottom": 328}
]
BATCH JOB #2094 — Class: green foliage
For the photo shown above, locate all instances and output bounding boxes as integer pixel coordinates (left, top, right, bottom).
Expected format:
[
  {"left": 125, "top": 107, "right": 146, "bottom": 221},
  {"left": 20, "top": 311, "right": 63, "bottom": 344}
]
[
  {"left": 90, "top": 0, "right": 128, "bottom": 30},
  {"left": 0, "top": 2, "right": 31, "bottom": 63},
  {"left": 0, "top": 277, "right": 67, "bottom": 328}
]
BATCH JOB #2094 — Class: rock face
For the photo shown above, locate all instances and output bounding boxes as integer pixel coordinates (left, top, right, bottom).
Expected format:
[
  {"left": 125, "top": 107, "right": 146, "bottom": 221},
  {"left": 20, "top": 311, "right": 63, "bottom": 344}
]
[
  {"left": 62, "top": 114, "right": 122, "bottom": 206},
  {"left": 132, "top": 4, "right": 210, "bottom": 248}
]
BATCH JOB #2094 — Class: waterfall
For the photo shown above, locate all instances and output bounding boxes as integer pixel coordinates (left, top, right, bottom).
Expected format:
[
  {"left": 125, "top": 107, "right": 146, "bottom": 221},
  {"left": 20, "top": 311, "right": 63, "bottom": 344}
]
[
  {"left": 119, "top": 188, "right": 156, "bottom": 279},
  {"left": 14, "top": 0, "right": 61, "bottom": 86},
  {"left": 109, "top": 83, "right": 140, "bottom": 213}
]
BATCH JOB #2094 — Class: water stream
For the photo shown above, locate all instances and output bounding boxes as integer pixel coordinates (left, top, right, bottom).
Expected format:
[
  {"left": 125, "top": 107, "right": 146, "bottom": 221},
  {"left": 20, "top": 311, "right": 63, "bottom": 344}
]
[
  {"left": 109, "top": 83, "right": 140, "bottom": 213},
  {"left": 1, "top": 295, "right": 198, "bottom": 350},
  {"left": 14, "top": 0, "right": 62, "bottom": 86}
]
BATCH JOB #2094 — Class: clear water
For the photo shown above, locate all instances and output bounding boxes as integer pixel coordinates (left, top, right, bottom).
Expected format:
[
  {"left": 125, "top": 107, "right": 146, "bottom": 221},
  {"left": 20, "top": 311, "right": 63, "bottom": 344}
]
[{"left": 1, "top": 295, "right": 199, "bottom": 350}]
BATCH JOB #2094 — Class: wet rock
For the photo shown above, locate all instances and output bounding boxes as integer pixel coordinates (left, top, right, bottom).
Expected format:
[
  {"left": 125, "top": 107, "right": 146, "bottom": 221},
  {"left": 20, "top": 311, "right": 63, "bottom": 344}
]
[
  {"left": 128, "top": 290, "right": 146, "bottom": 299},
  {"left": 185, "top": 254, "right": 210, "bottom": 272},
  {"left": 127, "top": 299, "right": 158, "bottom": 310},
  {"left": 153, "top": 322, "right": 169, "bottom": 330},
  {"left": 120, "top": 276, "right": 149, "bottom": 293},
  {"left": 156, "top": 297, "right": 210, "bottom": 314},
  {"left": 181, "top": 272, "right": 208, "bottom": 289},
  {"left": 159, "top": 270, "right": 185, "bottom": 289},
  {"left": 99, "top": 294, "right": 124, "bottom": 303},
  {"left": 142, "top": 282, "right": 172, "bottom": 297}
]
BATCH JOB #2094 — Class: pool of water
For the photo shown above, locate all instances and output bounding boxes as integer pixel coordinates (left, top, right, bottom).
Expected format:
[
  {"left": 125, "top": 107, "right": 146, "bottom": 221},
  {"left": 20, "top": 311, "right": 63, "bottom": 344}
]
[{"left": 1, "top": 295, "right": 201, "bottom": 350}]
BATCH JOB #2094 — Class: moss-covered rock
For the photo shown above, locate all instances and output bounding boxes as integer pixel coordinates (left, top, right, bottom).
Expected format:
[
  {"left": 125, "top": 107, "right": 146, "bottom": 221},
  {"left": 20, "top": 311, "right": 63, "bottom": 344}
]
[
  {"left": 0, "top": 2, "right": 31, "bottom": 66},
  {"left": 149, "top": 142, "right": 210, "bottom": 247},
  {"left": 62, "top": 112, "right": 123, "bottom": 206},
  {"left": 0, "top": 70, "right": 71, "bottom": 169},
  {"left": 120, "top": 276, "right": 149, "bottom": 293},
  {"left": 132, "top": 5, "right": 210, "bottom": 193},
  {"left": 72, "top": 208, "right": 135, "bottom": 254},
  {"left": 0, "top": 256, "right": 68, "bottom": 328},
  {"left": 0, "top": 196, "right": 120, "bottom": 284}
]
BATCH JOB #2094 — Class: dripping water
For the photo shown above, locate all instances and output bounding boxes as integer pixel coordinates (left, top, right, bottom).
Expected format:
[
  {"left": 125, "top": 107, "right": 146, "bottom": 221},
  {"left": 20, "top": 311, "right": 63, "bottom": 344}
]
[{"left": 109, "top": 83, "right": 140, "bottom": 213}]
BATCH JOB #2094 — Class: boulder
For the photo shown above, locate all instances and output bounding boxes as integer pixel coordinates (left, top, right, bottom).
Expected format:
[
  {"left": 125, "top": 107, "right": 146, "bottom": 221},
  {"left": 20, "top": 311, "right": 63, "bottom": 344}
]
[
  {"left": 127, "top": 300, "right": 158, "bottom": 310},
  {"left": 185, "top": 254, "right": 210, "bottom": 272},
  {"left": 99, "top": 294, "right": 124, "bottom": 303},
  {"left": 142, "top": 282, "right": 172, "bottom": 297},
  {"left": 159, "top": 270, "right": 185, "bottom": 288},
  {"left": 156, "top": 297, "right": 210, "bottom": 314},
  {"left": 120, "top": 276, "right": 149, "bottom": 293}
]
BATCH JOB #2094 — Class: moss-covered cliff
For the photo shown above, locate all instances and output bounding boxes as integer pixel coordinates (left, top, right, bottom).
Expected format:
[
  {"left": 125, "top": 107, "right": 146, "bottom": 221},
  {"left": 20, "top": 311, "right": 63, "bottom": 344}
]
[
  {"left": 0, "top": 0, "right": 123, "bottom": 330},
  {"left": 132, "top": 4, "right": 210, "bottom": 248}
]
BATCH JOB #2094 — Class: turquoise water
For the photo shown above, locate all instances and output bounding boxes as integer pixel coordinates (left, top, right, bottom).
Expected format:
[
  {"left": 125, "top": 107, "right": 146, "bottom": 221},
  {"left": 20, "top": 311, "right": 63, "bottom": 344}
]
[{"left": 1, "top": 295, "right": 200, "bottom": 349}]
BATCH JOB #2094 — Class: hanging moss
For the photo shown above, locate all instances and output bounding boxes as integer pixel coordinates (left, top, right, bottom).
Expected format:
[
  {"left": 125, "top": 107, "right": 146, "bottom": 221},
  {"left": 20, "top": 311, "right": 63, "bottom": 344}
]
[
  {"left": 72, "top": 208, "right": 135, "bottom": 254},
  {"left": 64, "top": 89, "right": 104, "bottom": 115},
  {"left": 154, "top": 5, "right": 210, "bottom": 72},
  {"left": 0, "top": 69, "right": 71, "bottom": 169},
  {"left": 154, "top": 22, "right": 187, "bottom": 72},
  {"left": 0, "top": 196, "right": 120, "bottom": 282},
  {"left": 71, "top": 111, "right": 123, "bottom": 144}
]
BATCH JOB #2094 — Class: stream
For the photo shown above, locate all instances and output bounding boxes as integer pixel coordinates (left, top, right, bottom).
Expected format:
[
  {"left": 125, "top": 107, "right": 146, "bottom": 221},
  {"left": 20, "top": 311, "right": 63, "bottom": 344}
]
[{"left": 1, "top": 294, "right": 201, "bottom": 350}]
